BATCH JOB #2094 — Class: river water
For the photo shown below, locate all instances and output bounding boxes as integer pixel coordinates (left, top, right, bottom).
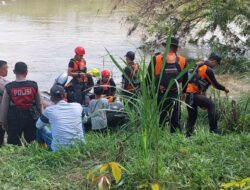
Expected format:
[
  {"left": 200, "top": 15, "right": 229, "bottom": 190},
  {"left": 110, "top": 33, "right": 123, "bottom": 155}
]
[{"left": 0, "top": 0, "right": 207, "bottom": 90}]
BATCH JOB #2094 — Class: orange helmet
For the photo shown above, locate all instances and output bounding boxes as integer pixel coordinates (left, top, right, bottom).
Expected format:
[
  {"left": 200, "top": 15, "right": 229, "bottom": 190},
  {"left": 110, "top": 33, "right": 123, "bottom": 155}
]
[
  {"left": 101, "top": 69, "right": 111, "bottom": 78},
  {"left": 75, "top": 46, "right": 85, "bottom": 56}
]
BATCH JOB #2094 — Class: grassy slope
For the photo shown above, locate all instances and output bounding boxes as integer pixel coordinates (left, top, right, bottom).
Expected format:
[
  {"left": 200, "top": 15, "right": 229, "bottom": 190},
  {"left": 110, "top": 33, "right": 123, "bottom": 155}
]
[{"left": 0, "top": 126, "right": 249, "bottom": 190}]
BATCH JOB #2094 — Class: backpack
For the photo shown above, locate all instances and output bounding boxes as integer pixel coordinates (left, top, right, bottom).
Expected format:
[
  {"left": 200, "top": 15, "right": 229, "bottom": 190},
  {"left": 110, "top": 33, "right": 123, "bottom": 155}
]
[
  {"left": 159, "top": 53, "right": 181, "bottom": 91},
  {"left": 188, "top": 62, "right": 210, "bottom": 92}
]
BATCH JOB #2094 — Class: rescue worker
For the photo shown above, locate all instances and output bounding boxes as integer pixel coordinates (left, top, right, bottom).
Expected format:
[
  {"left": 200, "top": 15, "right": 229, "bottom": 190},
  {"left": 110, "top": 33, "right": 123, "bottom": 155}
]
[
  {"left": 67, "top": 46, "right": 94, "bottom": 105},
  {"left": 0, "top": 62, "right": 41, "bottom": 145},
  {"left": 122, "top": 51, "right": 140, "bottom": 99},
  {"left": 0, "top": 60, "right": 9, "bottom": 146},
  {"left": 146, "top": 37, "right": 188, "bottom": 133},
  {"left": 96, "top": 69, "right": 116, "bottom": 100},
  {"left": 185, "top": 53, "right": 229, "bottom": 136}
]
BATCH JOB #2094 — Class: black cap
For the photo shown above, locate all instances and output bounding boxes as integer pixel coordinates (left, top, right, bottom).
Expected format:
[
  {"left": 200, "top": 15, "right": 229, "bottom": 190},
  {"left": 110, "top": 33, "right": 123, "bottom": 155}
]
[
  {"left": 50, "top": 85, "right": 65, "bottom": 98},
  {"left": 125, "top": 51, "right": 135, "bottom": 61},
  {"left": 94, "top": 85, "right": 103, "bottom": 95},
  {"left": 160, "top": 37, "right": 179, "bottom": 47},
  {"left": 170, "top": 37, "right": 179, "bottom": 47},
  {"left": 0, "top": 60, "right": 7, "bottom": 68},
  {"left": 14, "top": 62, "right": 28, "bottom": 74},
  {"left": 209, "top": 52, "right": 222, "bottom": 64}
]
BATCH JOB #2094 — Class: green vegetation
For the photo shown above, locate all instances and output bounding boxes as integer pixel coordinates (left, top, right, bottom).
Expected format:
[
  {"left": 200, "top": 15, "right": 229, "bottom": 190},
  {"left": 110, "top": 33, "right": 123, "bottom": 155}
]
[
  {"left": 0, "top": 42, "right": 249, "bottom": 189},
  {"left": 0, "top": 121, "right": 249, "bottom": 189},
  {"left": 0, "top": 74, "right": 249, "bottom": 190},
  {"left": 125, "top": 0, "right": 250, "bottom": 56},
  {"left": 122, "top": 0, "right": 250, "bottom": 73}
]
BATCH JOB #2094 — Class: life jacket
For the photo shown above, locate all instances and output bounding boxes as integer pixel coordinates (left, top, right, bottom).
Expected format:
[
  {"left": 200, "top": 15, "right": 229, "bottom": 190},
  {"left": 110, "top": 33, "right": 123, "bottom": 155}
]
[
  {"left": 72, "top": 59, "right": 86, "bottom": 73},
  {"left": 100, "top": 80, "right": 110, "bottom": 91},
  {"left": 72, "top": 59, "right": 88, "bottom": 83},
  {"left": 186, "top": 61, "right": 212, "bottom": 94},
  {"left": 100, "top": 79, "right": 110, "bottom": 96},
  {"left": 6, "top": 81, "right": 38, "bottom": 110},
  {"left": 154, "top": 53, "right": 186, "bottom": 77},
  {"left": 126, "top": 63, "right": 140, "bottom": 92},
  {"left": 157, "top": 53, "right": 182, "bottom": 92}
]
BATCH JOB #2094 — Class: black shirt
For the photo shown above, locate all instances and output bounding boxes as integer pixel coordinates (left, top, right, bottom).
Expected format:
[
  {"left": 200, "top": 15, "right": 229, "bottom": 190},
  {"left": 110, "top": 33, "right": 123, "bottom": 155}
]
[
  {"left": 205, "top": 64, "right": 225, "bottom": 91},
  {"left": 96, "top": 78, "right": 116, "bottom": 96}
]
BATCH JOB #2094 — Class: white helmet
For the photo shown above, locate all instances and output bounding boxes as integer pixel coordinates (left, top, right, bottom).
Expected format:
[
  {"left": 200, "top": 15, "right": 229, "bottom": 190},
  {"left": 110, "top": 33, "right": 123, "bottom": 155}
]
[{"left": 54, "top": 72, "right": 68, "bottom": 86}]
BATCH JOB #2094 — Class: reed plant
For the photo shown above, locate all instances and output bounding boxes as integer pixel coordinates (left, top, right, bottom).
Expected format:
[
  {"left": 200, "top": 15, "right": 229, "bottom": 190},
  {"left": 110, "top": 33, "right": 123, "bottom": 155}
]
[{"left": 106, "top": 35, "right": 196, "bottom": 182}]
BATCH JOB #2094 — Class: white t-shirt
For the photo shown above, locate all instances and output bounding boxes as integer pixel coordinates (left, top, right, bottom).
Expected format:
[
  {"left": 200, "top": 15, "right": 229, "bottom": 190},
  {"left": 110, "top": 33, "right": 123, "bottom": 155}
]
[{"left": 36, "top": 100, "right": 85, "bottom": 151}]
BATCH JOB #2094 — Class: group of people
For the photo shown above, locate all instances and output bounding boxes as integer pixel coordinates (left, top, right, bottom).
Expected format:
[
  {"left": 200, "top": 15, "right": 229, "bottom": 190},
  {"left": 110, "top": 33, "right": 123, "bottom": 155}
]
[
  {"left": 0, "top": 37, "right": 229, "bottom": 151},
  {"left": 65, "top": 46, "right": 139, "bottom": 105},
  {"left": 146, "top": 37, "right": 229, "bottom": 136},
  {"left": 0, "top": 48, "right": 139, "bottom": 151}
]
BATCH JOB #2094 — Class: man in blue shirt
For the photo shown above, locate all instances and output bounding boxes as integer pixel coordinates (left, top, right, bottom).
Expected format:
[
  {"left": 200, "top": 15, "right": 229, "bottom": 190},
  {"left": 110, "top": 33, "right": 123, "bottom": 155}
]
[{"left": 36, "top": 85, "right": 85, "bottom": 151}]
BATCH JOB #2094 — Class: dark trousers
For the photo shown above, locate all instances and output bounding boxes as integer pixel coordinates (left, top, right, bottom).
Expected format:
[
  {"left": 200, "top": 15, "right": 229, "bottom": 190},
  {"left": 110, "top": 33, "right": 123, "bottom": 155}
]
[
  {"left": 0, "top": 128, "right": 5, "bottom": 146},
  {"left": 7, "top": 110, "right": 37, "bottom": 145},
  {"left": 186, "top": 93, "right": 218, "bottom": 136},
  {"left": 158, "top": 92, "right": 181, "bottom": 133},
  {"left": 72, "top": 79, "right": 85, "bottom": 104}
]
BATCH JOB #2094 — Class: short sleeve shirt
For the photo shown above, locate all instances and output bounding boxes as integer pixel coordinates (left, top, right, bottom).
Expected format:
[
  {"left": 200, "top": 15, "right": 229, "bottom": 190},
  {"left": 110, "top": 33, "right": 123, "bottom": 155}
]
[{"left": 38, "top": 100, "right": 85, "bottom": 151}]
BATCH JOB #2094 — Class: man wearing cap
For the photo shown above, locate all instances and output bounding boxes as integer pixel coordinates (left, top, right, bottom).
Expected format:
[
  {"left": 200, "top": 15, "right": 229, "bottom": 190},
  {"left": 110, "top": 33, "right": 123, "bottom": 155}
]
[
  {"left": 36, "top": 85, "right": 85, "bottom": 151},
  {"left": 122, "top": 51, "right": 140, "bottom": 101},
  {"left": 185, "top": 53, "right": 229, "bottom": 136},
  {"left": 67, "top": 46, "right": 94, "bottom": 105},
  {"left": 146, "top": 37, "right": 188, "bottom": 133},
  {"left": 0, "top": 60, "right": 9, "bottom": 146},
  {"left": 0, "top": 62, "right": 41, "bottom": 145}
]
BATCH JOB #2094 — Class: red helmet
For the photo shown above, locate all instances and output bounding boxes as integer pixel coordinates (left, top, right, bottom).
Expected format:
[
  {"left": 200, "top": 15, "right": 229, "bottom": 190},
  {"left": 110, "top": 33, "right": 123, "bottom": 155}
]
[
  {"left": 101, "top": 69, "right": 111, "bottom": 77},
  {"left": 75, "top": 46, "right": 85, "bottom": 56}
]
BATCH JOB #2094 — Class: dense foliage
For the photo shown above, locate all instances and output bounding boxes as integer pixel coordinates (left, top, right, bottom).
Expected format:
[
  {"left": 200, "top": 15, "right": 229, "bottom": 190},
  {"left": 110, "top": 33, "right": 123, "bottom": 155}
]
[{"left": 124, "top": 0, "right": 250, "bottom": 58}]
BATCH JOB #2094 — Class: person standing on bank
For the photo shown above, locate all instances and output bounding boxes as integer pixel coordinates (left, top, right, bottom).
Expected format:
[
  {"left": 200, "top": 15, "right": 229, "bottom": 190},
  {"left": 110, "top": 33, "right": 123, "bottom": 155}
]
[
  {"left": 0, "top": 62, "right": 41, "bottom": 145},
  {"left": 146, "top": 37, "right": 188, "bottom": 133},
  {"left": 122, "top": 51, "right": 140, "bottom": 104},
  {"left": 185, "top": 53, "right": 229, "bottom": 136},
  {"left": 0, "top": 60, "right": 9, "bottom": 146},
  {"left": 67, "top": 46, "right": 94, "bottom": 105}
]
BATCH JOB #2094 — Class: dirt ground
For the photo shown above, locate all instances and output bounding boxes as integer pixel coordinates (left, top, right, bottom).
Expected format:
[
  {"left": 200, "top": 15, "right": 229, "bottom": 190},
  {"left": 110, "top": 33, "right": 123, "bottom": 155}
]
[{"left": 217, "top": 74, "right": 250, "bottom": 99}]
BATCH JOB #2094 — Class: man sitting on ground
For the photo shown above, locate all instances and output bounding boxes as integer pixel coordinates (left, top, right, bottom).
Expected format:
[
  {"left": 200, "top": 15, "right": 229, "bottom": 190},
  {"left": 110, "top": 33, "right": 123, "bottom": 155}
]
[
  {"left": 89, "top": 86, "right": 109, "bottom": 132},
  {"left": 36, "top": 85, "right": 85, "bottom": 151}
]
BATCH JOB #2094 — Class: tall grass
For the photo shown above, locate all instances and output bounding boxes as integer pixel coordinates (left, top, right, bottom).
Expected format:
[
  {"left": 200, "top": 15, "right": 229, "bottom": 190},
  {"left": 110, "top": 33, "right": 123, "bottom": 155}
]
[
  {"left": 211, "top": 90, "right": 250, "bottom": 132},
  {"left": 106, "top": 35, "right": 196, "bottom": 180},
  {"left": 1, "top": 130, "right": 250, "bottom": 189}
]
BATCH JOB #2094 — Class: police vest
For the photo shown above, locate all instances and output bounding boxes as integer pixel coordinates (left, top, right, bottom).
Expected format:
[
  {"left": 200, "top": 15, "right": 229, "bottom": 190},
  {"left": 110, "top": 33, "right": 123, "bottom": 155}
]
[{"left": 6, "top": 81, "right": 38, "bottom": 110}]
